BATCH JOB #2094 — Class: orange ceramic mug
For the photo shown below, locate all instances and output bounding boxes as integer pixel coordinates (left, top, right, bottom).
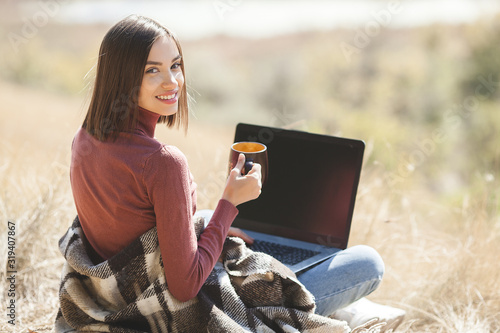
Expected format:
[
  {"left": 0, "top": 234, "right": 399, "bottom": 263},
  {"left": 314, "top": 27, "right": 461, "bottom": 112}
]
[{"left": 229, "top": 142, "right": 268, "bottom": 184}]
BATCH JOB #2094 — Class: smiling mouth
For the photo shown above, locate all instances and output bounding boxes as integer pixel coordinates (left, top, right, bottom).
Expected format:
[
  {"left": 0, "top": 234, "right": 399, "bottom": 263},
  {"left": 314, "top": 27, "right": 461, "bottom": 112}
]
[{"left": 156, "top": 92, "right": 177, "bottom": 101}]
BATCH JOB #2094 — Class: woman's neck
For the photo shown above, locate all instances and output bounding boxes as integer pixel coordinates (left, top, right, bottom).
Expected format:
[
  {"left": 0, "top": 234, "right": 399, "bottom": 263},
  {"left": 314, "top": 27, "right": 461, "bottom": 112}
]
[{"left": 136, "top": 107, "right": 160, "bottom": 137}]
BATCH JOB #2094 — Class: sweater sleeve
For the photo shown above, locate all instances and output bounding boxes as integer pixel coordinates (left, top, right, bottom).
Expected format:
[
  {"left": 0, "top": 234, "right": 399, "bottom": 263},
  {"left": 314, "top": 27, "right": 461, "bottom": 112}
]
[{"left": 143, "top": 145, "right": 238, "bottom": 302}]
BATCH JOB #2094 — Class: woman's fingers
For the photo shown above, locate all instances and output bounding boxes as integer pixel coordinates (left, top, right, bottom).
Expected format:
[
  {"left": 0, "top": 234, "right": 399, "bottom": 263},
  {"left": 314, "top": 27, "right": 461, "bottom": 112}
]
[
  {"left": 228, "top": 227, "right": 254, "bottom": 245},
  {"left": 231, "top": 154, "right": 246, "bottom": 177},
  {"left": 247, "top": 163, "right": 262, "bottom": 187}
]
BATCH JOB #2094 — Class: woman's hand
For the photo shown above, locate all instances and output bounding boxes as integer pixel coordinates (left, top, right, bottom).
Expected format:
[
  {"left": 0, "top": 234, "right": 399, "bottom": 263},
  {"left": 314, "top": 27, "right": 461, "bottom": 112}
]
[
  {"left": 227, "top": 227, "right": 254, "bottom": 245},
  {"left": 222, "top": 153, "right": 262, "bottom": 207},
  {"left": 218, "top": 227, "right": 254, "bottom": 263}
]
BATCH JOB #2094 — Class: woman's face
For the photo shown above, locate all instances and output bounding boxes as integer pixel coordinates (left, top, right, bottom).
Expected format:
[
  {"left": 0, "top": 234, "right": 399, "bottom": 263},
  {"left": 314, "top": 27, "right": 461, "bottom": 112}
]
[{"left": 138, "top": 36, "right": 184, "bottom": 116}]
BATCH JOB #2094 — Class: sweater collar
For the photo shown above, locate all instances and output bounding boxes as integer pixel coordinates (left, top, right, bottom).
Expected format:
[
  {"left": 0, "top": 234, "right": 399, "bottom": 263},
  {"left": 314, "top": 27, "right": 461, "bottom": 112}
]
[{"left": 136, "top": 107, "right": 160, "bottom": 137}]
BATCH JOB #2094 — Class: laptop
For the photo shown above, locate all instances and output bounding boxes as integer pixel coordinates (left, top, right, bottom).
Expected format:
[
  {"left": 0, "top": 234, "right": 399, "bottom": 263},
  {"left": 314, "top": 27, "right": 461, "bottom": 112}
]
[{"left": 232, "top": 123, "right": 365, "bottom": 273}]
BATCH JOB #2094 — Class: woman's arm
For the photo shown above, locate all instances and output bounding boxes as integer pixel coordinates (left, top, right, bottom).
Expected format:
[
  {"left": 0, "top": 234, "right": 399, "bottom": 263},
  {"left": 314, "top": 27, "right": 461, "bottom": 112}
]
[
  {"left": 144, "top": 146, "right": 237, "bottom": 302},
  {"left": 144, "top": 147, "right": 261, "bottom": 302}
]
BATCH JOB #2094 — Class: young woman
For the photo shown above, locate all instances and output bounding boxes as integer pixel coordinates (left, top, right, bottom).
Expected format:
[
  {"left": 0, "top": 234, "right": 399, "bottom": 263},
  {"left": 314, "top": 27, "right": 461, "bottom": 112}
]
[
  {"left": 62, "top": 14, "right": 404, "bottom": 331},
  {"left": 70, "top": 14, "right": 261, "bottom": 303}
]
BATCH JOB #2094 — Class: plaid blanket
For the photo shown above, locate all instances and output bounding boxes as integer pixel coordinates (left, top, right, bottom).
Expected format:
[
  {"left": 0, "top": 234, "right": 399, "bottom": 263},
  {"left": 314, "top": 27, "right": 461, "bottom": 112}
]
[{"left": 55, "top": 216, "right": 351, "bottom": 333}]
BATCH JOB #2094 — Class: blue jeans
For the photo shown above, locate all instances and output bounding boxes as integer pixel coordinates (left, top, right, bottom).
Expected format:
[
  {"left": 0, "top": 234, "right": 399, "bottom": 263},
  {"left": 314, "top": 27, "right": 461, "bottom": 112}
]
[
  {"left": 196, "top": 210, "right": 384, "bottom": 317},
  {"left": 296, "top": 245, "right": 384, "bottom": 316}
]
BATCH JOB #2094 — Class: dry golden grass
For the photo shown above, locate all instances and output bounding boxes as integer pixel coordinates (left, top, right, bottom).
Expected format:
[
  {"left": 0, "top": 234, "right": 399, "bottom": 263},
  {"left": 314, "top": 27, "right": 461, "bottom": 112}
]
[
  {"left": 0, "top": 79, "right": 499, "bottom": 333},
  {"left": 352, "top": 165, "right": 500, "bottom": 332}
]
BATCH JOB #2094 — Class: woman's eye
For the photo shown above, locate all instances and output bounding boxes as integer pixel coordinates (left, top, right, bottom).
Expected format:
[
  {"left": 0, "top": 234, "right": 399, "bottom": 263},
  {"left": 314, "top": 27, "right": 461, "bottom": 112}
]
[
  {"left": 146, "top": 67, "right": 159, "bottom": 74},
  {"left": 171, "top": 62, "right": 182, "bottom": 70}
]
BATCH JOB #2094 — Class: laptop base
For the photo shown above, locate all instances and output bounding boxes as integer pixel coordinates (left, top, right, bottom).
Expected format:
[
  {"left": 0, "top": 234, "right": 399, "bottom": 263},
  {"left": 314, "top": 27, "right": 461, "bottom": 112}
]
[{"left": 244, "top": 229, "right": 340, "bottom": 274}]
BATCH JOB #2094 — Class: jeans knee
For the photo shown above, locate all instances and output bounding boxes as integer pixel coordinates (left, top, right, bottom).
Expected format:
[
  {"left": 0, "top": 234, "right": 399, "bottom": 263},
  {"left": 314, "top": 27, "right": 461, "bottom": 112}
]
[{"left": 350, "top": 245, "right": 385, "bottom": 281}]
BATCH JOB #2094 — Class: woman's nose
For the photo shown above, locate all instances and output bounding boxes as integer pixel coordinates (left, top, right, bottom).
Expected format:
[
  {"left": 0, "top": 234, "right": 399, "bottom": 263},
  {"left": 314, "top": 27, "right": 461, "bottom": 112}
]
[{"left": 161, "top": 71, "right": 177, "bottom": 89}]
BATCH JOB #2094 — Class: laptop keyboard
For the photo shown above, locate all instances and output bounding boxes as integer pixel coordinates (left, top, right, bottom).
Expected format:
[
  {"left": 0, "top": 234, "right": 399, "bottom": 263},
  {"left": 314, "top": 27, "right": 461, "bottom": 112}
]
[{"left": 249, "top": 240, "right": 321, "bottom": 266}]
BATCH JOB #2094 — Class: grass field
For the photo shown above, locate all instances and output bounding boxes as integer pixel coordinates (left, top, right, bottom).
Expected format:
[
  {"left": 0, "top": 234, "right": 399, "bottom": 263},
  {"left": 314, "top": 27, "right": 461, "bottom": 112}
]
[{"left": 0, "top": 77, "right": 499, "bottom": 332}]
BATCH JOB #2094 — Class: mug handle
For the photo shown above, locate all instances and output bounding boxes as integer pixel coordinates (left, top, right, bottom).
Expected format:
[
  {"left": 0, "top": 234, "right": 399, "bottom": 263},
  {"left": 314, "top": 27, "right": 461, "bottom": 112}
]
[{"left": 243, "top": 158, "right": 254, "bottom": 175}]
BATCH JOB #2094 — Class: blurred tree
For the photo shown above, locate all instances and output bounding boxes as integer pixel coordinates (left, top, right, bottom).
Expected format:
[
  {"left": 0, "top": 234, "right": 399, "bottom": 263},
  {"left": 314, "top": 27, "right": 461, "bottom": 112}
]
[
  {"left": 460, "top": 19, "right": 500, "bottom": 101},
  {"left": 455, "top": 17, "right": 500, "bottom": 193}
]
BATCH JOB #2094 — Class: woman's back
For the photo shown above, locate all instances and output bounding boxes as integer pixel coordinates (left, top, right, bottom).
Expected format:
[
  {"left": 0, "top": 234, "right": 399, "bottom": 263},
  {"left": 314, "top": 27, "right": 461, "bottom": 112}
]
[{"left": 70, "top": 107, "right": 197, "bottom": 259}]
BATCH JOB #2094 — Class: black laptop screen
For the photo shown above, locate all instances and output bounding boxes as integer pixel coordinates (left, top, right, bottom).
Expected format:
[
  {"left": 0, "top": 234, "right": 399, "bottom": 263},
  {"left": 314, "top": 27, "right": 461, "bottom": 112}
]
[{"left": 233, "top": 123, "right": 364, "bottom": 249}]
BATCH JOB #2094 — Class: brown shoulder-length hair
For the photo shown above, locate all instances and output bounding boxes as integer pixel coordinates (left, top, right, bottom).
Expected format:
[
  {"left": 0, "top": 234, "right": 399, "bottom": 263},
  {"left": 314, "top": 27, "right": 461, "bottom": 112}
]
[{"left": 83, "top": 15, "right": 188, "bottom": 141}]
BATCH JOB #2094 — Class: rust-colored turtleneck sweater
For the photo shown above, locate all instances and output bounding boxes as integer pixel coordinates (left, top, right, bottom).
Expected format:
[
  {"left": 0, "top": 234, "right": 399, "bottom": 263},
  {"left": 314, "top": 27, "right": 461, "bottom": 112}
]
[{"left": 70, "top": 107, "right": 238, "bottom": 302}]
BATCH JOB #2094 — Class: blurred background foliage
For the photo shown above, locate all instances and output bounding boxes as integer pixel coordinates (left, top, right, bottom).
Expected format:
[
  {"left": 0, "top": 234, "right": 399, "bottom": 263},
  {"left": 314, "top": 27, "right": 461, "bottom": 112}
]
[
  {"left": 1, "top": 3, "right": 499, "bottom": 330},
  {"left": 0, "top": 6, "right": 498, "bottom": 218}
]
